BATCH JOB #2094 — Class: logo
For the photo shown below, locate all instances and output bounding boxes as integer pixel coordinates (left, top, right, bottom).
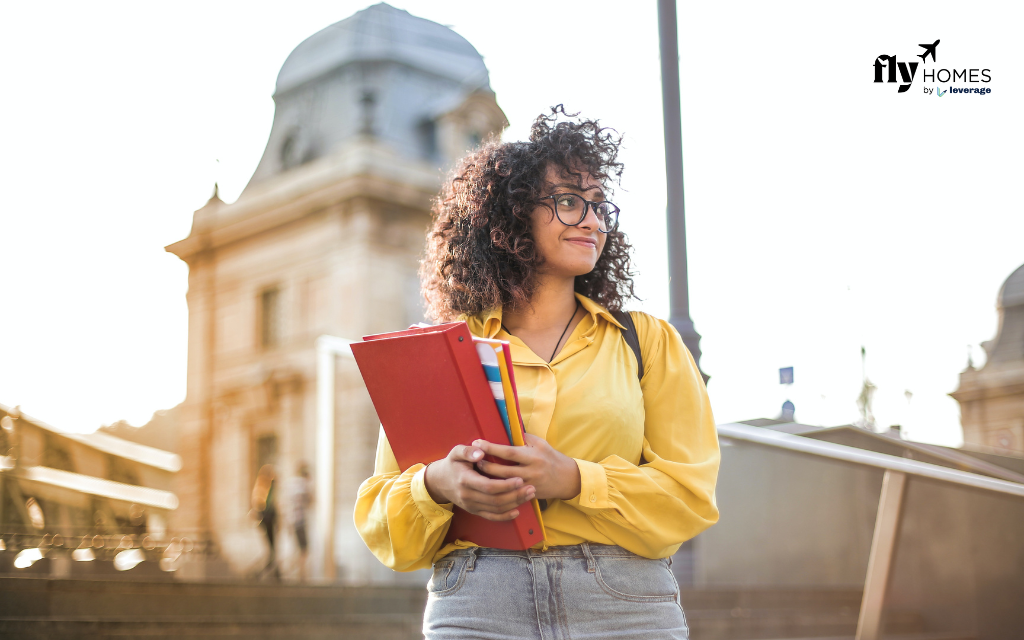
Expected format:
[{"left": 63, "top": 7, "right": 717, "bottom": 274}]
[
  {"left": 872, "top": 40, "right": 992, "bottom": 95},
  {"left": 874, "top": 54, "right": 918, "bottom": 93}
]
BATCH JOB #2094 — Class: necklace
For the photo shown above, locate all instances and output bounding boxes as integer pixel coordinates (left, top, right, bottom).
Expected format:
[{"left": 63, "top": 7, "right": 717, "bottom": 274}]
[{"left": 502, "top": 299, "right": 581, "bottom": 363}]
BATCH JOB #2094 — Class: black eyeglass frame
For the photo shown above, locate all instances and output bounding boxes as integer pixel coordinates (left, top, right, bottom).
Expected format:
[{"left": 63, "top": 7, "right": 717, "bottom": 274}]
[{"left": 538, "top": 193, "right": 621, "bottom": 233}]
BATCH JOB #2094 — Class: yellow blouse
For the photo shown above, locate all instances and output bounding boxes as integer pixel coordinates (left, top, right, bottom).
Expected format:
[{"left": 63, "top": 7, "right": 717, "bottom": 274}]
[{"left": 354, "top": 293, "right": 720, "bottom": 571}]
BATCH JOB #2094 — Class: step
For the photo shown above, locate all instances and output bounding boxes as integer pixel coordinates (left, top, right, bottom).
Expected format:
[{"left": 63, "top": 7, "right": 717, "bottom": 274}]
[
  {"left": 0, "top": 577, "right": 427, "bottom": 619},
  {"left": 680, "top": 586, "right": 864, "bottom": 611},
  {"left": 684, "top": 608, "right": 924, "bottom": 640},
  {"left": 0, "top": 616, "right": 421, "bottom": 640},
  {"left": 758, "top": 635, "right": 976, "bottom": 640},
  {"left": 0, "top": 577, "right": 964, "bottom": 640}
]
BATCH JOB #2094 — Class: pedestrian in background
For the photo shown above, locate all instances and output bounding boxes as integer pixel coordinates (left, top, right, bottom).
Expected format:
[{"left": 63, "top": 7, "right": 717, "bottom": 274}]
[
  {"left": 251, "top": 464, "right": 280, "bottom": 580},
  {"left": 286, "top": 462, "right": 313, "bottom": 581}
]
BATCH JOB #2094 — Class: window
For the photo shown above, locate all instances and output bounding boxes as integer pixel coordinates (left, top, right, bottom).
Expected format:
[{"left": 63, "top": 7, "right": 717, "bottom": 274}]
[
  {"left": 254, "top": 434, "right": 278, "bottom": 479},
  {"left": 418, "top": 119, "right": 438, "bottom": 161},
  {"left": 260, "top": 288, "right": 281, "bottom": 348},
  {"left": 43, "top": 434, "right": 75, "bottom": 472},
  {"left": 107, "top": 455, "right": 140, "bottom": 486}
]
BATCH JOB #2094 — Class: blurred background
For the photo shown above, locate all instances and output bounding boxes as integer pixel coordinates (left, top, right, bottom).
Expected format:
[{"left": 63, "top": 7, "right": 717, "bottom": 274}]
[{"left": 1, "top": 2, "right": 1022, "bottom": 639}]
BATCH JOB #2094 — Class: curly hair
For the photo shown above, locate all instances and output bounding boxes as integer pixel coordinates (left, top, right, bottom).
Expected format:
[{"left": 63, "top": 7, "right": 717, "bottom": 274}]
[{"left": 420, "top": 106, "right": 637, "bottom": 322}]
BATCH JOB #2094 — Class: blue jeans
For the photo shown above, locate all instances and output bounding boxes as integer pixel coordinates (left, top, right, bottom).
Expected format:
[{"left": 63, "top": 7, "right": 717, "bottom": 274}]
[{"left": 423, "top": 544, "right": 689, "bottom": 639}]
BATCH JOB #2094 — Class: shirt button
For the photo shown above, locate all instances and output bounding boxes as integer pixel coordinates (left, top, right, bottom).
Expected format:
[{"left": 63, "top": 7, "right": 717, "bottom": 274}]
[{"left": 590, "top": 495, "right": 596, "bottom": 503}]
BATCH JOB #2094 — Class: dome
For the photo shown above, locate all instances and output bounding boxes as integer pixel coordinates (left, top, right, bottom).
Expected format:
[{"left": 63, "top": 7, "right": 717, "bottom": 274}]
[
  {"left": 241, "top": 3, "right": 505, "bottom": 195},
  {"left": 998, "top": 262, "right": 1024, "bottom": 309},
  {"left": 987, "top": 261, "right": 1024, "bottom": 364},
  {"left": 275, "top": 3, "right": 489, "bottom": 95}
]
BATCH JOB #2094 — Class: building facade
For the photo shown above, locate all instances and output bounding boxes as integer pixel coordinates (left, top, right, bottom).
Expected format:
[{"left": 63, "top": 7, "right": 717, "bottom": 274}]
[
  {"left": 165, "top": 3, "right": 506, "bottom": 583},
  {"left": 952, "top": 261, "right": 1024, "bottom": 454}
]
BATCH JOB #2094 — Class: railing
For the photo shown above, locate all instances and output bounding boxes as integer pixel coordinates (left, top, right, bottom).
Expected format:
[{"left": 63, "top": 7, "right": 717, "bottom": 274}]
[
  {"left": 717, "top": 422, "right": 1024, "bottom": 640},
  {"left": 4, "top": 464, "right": 179, "bottom": 510},
  {"left": 0, "top": 528, "right": 215, "bottom": 573},
  {"left": 718, "top": 423, "right": 1024, "bottom": 498}
]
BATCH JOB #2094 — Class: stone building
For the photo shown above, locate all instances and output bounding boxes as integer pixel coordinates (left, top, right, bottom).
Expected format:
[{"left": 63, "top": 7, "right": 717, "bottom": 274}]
[
  {"left": 165, "top": 3, "right": 506, "bottom": 582},
  {"left": 952, "top": 261, "right": 1024, "bottom": 454}
]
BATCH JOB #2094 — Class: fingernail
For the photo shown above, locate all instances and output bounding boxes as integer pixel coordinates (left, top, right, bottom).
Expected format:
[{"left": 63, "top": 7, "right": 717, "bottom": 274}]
[
  {"left": 510, "top": 511, "right": 519, "bottom": 518},
  {"left": 472, "top": 450, "right": 482, "bottom": 460}
]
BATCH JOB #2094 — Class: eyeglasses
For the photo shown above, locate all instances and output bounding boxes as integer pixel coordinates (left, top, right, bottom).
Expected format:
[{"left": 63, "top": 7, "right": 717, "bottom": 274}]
[{"left": 539, "top": 193, "right": 620, "bottom": 233}]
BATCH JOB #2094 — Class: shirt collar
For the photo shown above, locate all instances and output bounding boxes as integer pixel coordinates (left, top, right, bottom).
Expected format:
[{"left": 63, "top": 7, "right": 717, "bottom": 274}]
[{"left": 462, "top": 292, "right": 626, "bottom": 339}]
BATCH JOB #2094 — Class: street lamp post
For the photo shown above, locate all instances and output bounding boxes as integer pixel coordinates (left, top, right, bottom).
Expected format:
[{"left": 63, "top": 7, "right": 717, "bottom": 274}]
[{"left": 657, "top": 0, "right": 707, "bottom": 382}]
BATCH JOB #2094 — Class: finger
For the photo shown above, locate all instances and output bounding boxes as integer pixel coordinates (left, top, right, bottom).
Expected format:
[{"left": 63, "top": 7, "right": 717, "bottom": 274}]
[
  {"left": 468, "top": 488, "right": 535, "bottom": 514},
  {"left": 450, "top": 444, "right": 484, "bottom": 464},
  {"left": 462, "top": 486, "right": 535, "bottom": 512},
  {"left": 474, "top": 486, "right": 535, "bottom": 514},
  {"left": 522, "top": 433, "right": 544, "bottom": 447},
  {"left": 473, "top": 508, "right": 520, "bottom": 522},
  {"left": 473, "top": 439, "right": 530, "bottom": 463},
  {"left": 461, "top": 471, "right": 523, "bottom": 495},
  {"left": 476, "top": 459, "right": 530, "bottom": 479}
]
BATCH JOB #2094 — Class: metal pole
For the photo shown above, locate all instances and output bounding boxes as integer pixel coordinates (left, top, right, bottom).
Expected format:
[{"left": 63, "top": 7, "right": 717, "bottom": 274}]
[{"left": 658, "top": 0, "right": 707, "bottom": 381}]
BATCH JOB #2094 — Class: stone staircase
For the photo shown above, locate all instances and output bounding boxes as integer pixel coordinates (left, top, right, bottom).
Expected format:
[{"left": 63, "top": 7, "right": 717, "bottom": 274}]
[
  {"left": 679, "top": 587, "right": 971, "bottom": 640},
  {"left": 0, "top": 577, "right": 974, "bottom": 640},
  {"left": 0, "top": 577, "right": 423, "bottom": 639}
]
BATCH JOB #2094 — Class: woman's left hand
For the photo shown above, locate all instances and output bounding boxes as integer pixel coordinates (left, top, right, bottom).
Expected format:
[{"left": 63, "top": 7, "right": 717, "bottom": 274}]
[{"left": 472, "top": 434, "right": 582, "bottom": 501}]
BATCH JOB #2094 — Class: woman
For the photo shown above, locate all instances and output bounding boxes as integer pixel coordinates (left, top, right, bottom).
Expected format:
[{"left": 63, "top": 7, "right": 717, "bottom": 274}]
[
  {"left": 251, "top": 464, "right": 280, "bottom": 580},
  {"left": 354, "top": 107, "right": 720, "bottom": 639}
]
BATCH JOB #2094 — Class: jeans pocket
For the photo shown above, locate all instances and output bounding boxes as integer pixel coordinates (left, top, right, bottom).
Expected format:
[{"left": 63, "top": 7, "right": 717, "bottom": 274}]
[
  {"left": 593, "top": 556, "right": 679, "bottom": 602},
  {"left": 426, "top": 556, "right": 469, "bottom": 597}
]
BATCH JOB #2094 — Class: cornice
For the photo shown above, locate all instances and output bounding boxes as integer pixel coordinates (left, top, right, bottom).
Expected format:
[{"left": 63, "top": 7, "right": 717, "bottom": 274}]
[
  {"left": 951, "top": 362, "right": 1024, "bottom": 402},
  {"left": 166, "top": 140, "right": 441, "bottom": 261}
]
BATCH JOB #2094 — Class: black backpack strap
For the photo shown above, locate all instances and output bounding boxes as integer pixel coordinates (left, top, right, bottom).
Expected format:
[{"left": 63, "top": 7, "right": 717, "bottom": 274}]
[
  {"left": 610, "top": 309, "right": 643, "bottom": 382},
  {"left": 612, "top": 309, "right": 648, "bottom": 467}
]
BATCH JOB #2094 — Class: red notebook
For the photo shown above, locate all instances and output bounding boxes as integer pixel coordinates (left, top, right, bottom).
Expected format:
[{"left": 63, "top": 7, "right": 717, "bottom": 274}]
[{"left": 350, "top": 321, "right": 545, "bottom": 550}]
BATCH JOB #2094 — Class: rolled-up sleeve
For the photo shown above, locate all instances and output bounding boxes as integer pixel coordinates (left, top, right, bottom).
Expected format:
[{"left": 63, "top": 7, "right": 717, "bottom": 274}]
[
  {"left": 353, "top": 427, "right": 454, "bottom": 571},
  {"left": 567, "top": 314, "right": 720, "bottom": 558}
]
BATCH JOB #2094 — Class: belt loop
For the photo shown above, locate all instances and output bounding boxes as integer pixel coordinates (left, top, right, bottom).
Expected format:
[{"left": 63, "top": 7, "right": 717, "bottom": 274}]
[
  {"left": 581, "top": 542, "right": 596, "bottom": 573},
  {"left": 466, "top": 547, "right": 479, "bottom": 571}
]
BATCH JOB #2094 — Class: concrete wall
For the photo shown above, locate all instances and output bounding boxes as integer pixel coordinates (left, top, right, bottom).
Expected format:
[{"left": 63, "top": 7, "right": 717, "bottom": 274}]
[
  {"left": 887, "top": 476, "right": 1024, "bottom": 639},
  {"left": 696, "top": 440, "right": 881, "bottom": 586},
  {"left": 698, "top": 439, "right": 1024, "bottom": 639}
]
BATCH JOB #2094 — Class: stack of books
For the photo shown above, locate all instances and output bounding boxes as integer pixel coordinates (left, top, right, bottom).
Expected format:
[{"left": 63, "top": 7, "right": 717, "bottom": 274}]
[{"left": 351, "top": 322, "right": 546, "bottom": 549}]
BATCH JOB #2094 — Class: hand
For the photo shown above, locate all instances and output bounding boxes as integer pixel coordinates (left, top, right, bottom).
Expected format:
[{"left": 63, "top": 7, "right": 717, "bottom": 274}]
[
  {"left": 423, "top": 444, "right": 536, "bottom": 522},
  {"left": 472, "top": 433, "right": 582, "bottom": 501}
]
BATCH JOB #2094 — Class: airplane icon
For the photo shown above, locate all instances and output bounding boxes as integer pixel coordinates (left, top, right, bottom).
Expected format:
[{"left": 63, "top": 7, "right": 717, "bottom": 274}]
[{"left": 918, "top": 40, "right": 940, "bottom": 63}]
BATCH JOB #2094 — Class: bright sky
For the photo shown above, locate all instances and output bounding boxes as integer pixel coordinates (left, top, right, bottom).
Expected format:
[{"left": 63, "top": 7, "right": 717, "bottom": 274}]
[{"left": 1, "top": 1, "right": 1021, "bottom": 445}]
